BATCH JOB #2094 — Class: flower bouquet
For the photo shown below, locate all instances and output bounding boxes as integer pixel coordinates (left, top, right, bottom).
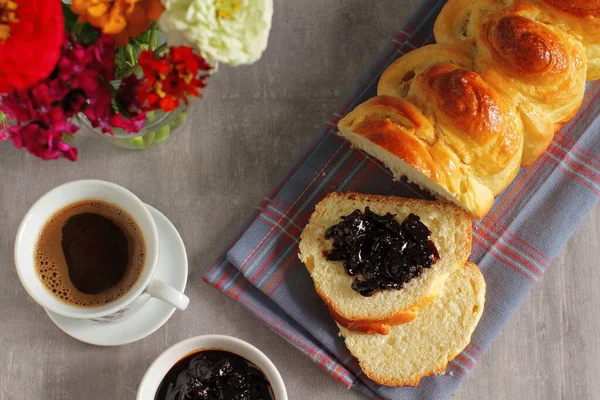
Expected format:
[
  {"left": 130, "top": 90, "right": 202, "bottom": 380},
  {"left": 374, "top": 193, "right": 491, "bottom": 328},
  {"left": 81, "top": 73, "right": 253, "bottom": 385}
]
[{"left": 0, "top": 0, "right": 273, "bottom": 160}]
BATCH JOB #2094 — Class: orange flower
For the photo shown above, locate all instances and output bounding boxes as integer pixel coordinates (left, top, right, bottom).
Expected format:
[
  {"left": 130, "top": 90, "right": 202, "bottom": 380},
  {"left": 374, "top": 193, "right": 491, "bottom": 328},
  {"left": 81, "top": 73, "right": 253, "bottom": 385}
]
[
  {"left": 137, "top": 46, "right": 211, "bottom": 112},
  {"left": 71, "top": 0, "right": 164, "bottom": 46}
]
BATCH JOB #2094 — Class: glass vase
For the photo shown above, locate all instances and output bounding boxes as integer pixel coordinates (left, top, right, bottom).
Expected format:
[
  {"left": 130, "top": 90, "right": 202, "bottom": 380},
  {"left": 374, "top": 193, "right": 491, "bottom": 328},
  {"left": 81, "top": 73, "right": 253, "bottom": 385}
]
[{"left": 78, "top": 104, "right": 187, "bottom": 150}]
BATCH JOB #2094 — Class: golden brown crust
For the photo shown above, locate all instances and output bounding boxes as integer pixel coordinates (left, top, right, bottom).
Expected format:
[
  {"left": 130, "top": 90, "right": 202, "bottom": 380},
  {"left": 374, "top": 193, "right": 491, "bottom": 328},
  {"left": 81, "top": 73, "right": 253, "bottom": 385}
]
[
  {"left": 338, "top": 96, "right": 441, "bottom": 182},
  {"left": 435, "top": 0, "right": 599, "bottom": 80},
  {"left": 339, "top": 95, "right": 435, "bottom": 132},
  {"left": 475, "top": 5, "right": 587, "bottom": 162},
  {"left": 352, "top": 119, "right": 441, "bottom": 181},
  {"left": 338, "top": 94, "right": 500, "bottom": 217},
  {"left": 347, "top": 0, "right": 593, "bottom": 219},
  {"left": 421, "top": 65, "right": 503, "bottom": 145},
  {"left": 475, "top": 5, "right": 587, "bottom": 105},
  {"left": 532, "top": 0, "right": 600, "bottom": 79},
  {"left": 415, "top": 63, "right": 522, "bottom": 180},
  {"left": 376, "top": 41, "right": 525, "bottom": 196},
  {"left": 539, "top": 0, "right": 600, "bottom": 18},
  {"left": 378, "top": 43, "right": 474, "bottom": 99},
  {"left": 480, "top": 14, "right": 569, "bottom": 80}
]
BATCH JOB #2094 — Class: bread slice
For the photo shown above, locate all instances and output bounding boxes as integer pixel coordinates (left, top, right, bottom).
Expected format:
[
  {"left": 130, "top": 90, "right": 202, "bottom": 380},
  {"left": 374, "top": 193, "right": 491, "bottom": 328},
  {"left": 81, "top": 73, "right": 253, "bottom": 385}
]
[
  {"left": 299, "top": 192, "right": 472, "bottom": 328},
  {"left": 339, "top": 262, "right": 485, "bottom": 386},
  {"left": 337, "top": 95, "right": 494, "bottom": 219}
]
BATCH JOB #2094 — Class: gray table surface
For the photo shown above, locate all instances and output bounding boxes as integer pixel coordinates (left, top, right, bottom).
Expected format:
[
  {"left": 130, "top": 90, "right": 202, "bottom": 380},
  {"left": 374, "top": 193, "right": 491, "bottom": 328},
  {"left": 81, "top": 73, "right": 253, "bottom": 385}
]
[{"left": 2, "top": 1, "right": 600, "bottom": 399}]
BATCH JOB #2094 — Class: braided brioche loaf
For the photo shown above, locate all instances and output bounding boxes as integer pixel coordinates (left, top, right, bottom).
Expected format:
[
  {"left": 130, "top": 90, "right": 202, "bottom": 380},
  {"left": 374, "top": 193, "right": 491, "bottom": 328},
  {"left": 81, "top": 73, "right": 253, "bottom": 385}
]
[{"left": 338, "top": 0, "right": 598, "bottom": 218}]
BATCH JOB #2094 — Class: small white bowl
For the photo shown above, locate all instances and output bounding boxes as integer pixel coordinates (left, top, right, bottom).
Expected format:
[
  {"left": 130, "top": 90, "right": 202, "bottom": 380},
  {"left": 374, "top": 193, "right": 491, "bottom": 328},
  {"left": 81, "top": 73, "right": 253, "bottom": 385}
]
[{"left": 137, "top": 335, "right": 288, "bottom": 400}]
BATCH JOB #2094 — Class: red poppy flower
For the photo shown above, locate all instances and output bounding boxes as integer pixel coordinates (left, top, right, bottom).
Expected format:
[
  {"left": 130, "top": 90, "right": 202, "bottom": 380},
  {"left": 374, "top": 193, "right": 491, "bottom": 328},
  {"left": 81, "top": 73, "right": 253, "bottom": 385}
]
[
  {"left": 137, "top": 46, "right": 211, "bottom": 112},
  {"left": 0, "top": 0, "right": 65, "bottom": 93}
]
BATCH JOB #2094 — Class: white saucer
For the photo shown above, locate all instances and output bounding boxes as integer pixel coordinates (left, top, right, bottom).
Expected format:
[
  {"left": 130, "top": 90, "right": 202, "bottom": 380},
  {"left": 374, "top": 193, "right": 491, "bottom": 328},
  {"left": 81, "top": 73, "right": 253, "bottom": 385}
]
[{"left": 46, "top": 204, "right": 188, "bottom": 346}]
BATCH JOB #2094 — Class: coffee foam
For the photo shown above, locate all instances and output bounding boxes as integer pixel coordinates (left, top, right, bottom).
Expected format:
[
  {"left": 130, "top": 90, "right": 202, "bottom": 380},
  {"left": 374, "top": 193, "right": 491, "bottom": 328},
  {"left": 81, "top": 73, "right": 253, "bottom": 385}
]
[{"left": 34, "top": 200, "right": 145, "bottom": 307}]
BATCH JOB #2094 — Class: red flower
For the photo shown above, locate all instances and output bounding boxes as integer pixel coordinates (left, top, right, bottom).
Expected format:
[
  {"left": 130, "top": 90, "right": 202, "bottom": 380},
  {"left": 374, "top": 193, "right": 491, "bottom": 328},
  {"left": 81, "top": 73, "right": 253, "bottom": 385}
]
[
  {"left": 137, "top": 46, "right": 211, "bottom": 112},
  {"left": 0, "top": 0, "right": 65, "bottom": 93}
]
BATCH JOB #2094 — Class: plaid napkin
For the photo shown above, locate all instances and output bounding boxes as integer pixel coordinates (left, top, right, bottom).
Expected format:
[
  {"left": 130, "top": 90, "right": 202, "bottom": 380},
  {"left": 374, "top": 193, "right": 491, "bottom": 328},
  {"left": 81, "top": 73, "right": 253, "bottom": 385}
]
[{"left": 203, "top": 1, "right": 600, "bottom": 398}]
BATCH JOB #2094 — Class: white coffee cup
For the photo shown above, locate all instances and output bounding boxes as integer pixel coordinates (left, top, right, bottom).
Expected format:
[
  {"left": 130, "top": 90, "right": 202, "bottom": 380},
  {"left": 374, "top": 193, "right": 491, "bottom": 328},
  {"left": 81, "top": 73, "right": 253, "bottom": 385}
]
[{"left": 14, "top": 179, "right": 189, "bottom": 324}]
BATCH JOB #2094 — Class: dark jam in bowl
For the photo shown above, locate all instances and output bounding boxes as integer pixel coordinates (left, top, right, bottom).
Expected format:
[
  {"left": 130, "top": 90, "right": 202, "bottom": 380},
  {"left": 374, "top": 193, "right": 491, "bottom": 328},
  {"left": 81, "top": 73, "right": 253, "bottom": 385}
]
[
  {"left": 155, "top": 350, "right": 275, "bottom": 400},
  {"left": 325, "top": 208, "right": 439, "bottom": 297}
]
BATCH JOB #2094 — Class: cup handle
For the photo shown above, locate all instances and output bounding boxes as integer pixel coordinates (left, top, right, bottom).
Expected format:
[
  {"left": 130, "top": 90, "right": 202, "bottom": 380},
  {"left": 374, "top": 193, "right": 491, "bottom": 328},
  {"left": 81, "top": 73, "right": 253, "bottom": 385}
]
[{"left": 145, "top": 279, "right": 190, "bottom": 310}]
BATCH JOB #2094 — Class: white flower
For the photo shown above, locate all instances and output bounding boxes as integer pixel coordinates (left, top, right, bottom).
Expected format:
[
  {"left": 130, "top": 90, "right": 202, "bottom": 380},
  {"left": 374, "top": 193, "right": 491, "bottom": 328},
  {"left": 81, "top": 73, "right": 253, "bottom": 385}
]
[{"left": 159, "top": 0, "right": 273, "bottom": 66}]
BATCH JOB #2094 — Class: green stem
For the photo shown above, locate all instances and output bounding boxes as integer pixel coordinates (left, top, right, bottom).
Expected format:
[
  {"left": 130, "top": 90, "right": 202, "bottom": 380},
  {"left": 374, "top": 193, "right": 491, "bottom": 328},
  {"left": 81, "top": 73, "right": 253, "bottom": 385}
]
[
  {"left": 149, "top": 23, "right": 160, "bottom": 51},
  {"left": 126, "top": 45, "right": 136, "bottom": 66},
  {"left": 123, "top": 64, "right": 142, "bottom": 77},
  {"left": 71, "top": 22, "right": 83, "bottom": 36},
  {"left": 154, "top": 43, "right": 168, "bottom": 57}
]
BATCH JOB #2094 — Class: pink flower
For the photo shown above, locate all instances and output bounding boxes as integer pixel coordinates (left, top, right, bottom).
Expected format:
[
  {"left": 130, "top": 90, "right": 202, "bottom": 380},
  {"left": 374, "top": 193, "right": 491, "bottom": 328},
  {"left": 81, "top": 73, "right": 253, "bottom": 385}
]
[
  {"left": 83, "top": 84, "right": 113, "bottom": 133},
  {"left": 91, "top": 36, "right": 117, "bottom": 80},
  {"left": 7, "top": 123, "right": 78, "bottom": 161},
  {"left": 63, "top": 89, "right": 88, "bottom": 114},
  {"left": 85, "top": 74, "right": 147, "bottom": 135},
  {"left": 109, "top": 113, "right": 147, "bottom": 132},
  {"left": 0, "top": 90, "right": 35, "bottom": 121},
  {"left": 0, "top": 119, "right": 8, "bottom": 141},
  {"left": 0, "top": 33, "right": 146, "bottom": 160},
  {"left": 59, "top": 35, "right": 116, "bottom": 95}
]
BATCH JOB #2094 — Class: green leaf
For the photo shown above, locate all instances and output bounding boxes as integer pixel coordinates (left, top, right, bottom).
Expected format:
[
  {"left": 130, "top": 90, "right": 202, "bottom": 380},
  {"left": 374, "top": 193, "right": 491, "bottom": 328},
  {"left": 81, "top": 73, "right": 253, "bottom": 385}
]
[
  {"left": 62, "top": 134, "right": 74, "bottom": 144},
  {"left": 62, "top": 3, "right": 100, "bottom": 45},
  {"left": 126, "top": 44, "right": 136, "bottom": 66},
  {"left": 149, "top": 23, "right": 162, "bottom": 51},
  {"left": 78, "top": 26, "right": 101, "bottom": 45},
  {"left": 62, "top": 3, "right": 79, "bottom": 31},
  {"left": 111, "top": 25, "right": 158, "bottom": 78},
  {"left": 115, "top": 46, "right": 131, "bottom": 79},
  {"left": 111, "top": 97, "right": 120, "bottom": 113},
  {"left": 137, "top": 29, "right": 152, "bottom": 45}
]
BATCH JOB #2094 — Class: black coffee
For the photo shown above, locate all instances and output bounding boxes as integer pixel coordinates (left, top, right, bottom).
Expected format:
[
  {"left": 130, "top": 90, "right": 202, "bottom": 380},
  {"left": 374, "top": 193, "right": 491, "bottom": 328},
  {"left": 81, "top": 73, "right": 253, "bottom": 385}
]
[{"left": 34, "top": 200, "right": 145, "bottom": 307}]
